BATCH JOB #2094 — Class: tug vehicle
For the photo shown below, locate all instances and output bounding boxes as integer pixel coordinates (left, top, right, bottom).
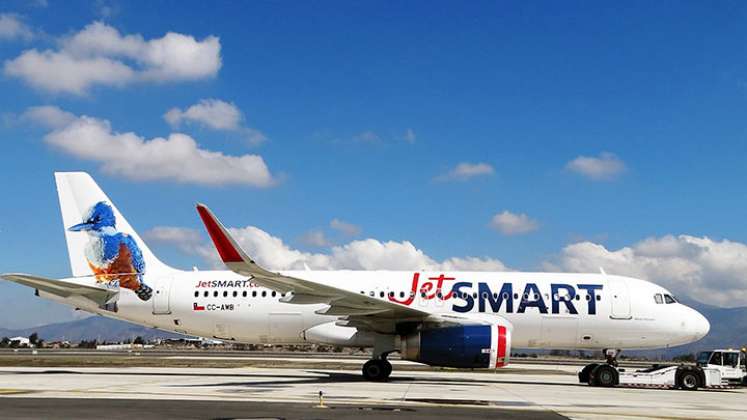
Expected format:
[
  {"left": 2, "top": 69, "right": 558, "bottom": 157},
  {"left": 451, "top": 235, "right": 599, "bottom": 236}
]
[{"left": 580, "top": 348, "right": 746, "bottom": 391}]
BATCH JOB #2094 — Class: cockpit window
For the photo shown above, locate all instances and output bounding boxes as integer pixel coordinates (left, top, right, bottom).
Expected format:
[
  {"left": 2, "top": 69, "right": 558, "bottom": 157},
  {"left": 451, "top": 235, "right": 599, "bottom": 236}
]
[
  {"left": 664, "top": 294, "right": 675, "bottom": 304},
  {"left": 654, "top": 294, "right": 663, "bottom": 304}
]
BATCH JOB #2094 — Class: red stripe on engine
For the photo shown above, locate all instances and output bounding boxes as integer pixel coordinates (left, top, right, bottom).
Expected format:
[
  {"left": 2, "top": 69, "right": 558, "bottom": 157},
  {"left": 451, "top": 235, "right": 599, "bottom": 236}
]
[
  {"left": 197, "top": 206, "right": 243, "bottom": 263},
  {"left": 496, "top": 325, "right": 506, "bottom": 368}
]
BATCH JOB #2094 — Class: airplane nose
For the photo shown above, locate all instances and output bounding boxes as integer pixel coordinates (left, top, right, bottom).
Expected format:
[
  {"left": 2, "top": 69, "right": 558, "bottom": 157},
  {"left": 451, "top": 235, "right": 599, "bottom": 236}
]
[{"left": 691, "top": 310, "right": 710, "bottom": 340}]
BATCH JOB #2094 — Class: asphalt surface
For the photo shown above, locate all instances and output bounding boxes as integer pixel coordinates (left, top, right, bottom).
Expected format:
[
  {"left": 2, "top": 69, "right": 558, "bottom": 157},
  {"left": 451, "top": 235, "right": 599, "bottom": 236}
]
[{"left": 0, "top": 397, "right": 568, "bottom": 420}]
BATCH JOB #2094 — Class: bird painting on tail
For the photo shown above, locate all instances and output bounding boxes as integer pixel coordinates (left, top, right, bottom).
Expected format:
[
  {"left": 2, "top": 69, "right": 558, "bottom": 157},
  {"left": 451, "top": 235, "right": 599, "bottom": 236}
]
[{"left": 68, "top": 201, "right": 153, "bottom": 301}]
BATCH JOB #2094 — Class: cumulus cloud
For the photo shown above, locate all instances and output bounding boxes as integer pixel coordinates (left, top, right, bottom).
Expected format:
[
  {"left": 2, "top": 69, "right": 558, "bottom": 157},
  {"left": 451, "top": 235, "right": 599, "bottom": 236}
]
[
  {"left": 20, "top": 105, "right": 76, "bottom": 129},
  {"left": 0, "top": 14, "right": 34, "bottom": 41},
  {"left": 437, "top": 162, "right": 494, "bottom": 181},
  {"left": 24, "top": 106, "right": 276, "bottom": 187},
  {"left": 566, "top": 152, "right": 626, "bottom": 181},
  {"left": 300, "top": 230, "right": 332, "bottom": 247},
  {"left": 330, "top": 219, "right": 361, "bottom": 237},
  {"left": 152, "top": 223, "right": 507, "bottom": 272},
  {"left": 143, "top": 226, "right": 202, "bottom": 254},
  {"left": 544, "top": 235, "right": 747, "bottom": 307},
  {"left": 164, "top": 99, "right": 266, "bottom": 145},
  {"left": 489, "top": 211, "right": 539, "bottom": 235},
  {"left": 4, "top": 21, "right": 221, "bottom": 94}
]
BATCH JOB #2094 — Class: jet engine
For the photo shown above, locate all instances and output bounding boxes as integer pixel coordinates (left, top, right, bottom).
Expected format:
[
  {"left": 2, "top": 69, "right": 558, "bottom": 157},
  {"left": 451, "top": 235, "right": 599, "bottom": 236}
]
[{"left": 400, "top": 323, "right": 511, "bottom": 368}]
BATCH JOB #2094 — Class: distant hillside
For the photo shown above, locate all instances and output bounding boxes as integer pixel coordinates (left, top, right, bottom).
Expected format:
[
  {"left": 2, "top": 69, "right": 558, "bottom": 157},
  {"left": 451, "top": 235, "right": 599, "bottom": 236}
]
[{"left": 0, "top": 316, "right": 185, "bottom": 342}]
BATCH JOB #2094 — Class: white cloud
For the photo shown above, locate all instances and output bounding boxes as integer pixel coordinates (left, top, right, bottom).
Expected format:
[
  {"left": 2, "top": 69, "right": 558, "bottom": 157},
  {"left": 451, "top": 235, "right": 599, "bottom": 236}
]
[
  {"left": 566, "top": 152, "right": 626, "bottom": 181},
  {"left": 0, "top": 14, "right": 34, "bottom": 41},
  {"left": 159, "top": 224, "right": 507, "bottom": 272},
  {"left": 20, "top": 105, "right": 75, "bottom": 129},
  {"left": 300, "top": 230, "right": 332, "bottom": 247},
  {"left": 437, "top": 162, "right": 494, "bottom": 181},
  {"left": 489, "top": 211, "right": 539, "bottom": 235},
  {"left": 403, "top": 128, "right": 416, "bottom": 144},
  {"left": 544, "top": 235, "right": 747, "bottom": 307},
  {"left": 4, "top": 21, "right": 221, "bottom": 95},
  {"left": 26, "top": 106, "right": 276, "bottom": 187},
  {"left": 330, "top": 219, "right": 361, "bottom": 237},
  {"left": 164, "top": 99, "right": 266, "bottom": 145},
  {"left": 143, "top": 226, "right": 202, "bottom": 253},
  {"left": 353, "top": 131, "right": 381, "bottom": 144}
]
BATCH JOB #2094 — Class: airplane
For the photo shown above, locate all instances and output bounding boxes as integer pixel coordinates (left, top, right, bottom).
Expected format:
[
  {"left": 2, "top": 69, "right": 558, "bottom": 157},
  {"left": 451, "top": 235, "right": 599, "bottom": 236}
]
[{"left": 1, "top": 172, "right": 710, "bottom": 381}]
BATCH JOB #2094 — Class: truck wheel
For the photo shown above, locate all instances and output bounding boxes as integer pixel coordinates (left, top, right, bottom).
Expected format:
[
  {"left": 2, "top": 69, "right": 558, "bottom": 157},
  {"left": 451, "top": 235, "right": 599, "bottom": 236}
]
[
  {"left": 579, "top": 363, "right": 598, "bottom": 384},
  {"left": 677, "top": 369, "right": 700, "bottom": 391},
  {"left": 591, "top": 364, "right": 618, "bottom": 387}
]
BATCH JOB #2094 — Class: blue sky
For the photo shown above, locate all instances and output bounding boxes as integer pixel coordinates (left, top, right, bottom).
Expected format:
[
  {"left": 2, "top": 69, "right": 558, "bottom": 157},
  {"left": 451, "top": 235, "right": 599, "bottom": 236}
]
[{"left": 2, "top": 1, "right": 747, "bottom": 328}]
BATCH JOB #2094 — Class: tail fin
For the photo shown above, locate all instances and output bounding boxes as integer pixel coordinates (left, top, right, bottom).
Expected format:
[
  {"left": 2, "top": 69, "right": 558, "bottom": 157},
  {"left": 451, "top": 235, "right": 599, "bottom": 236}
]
[{"left": 55, "top": 172, "right": 175, "bottom": 279}]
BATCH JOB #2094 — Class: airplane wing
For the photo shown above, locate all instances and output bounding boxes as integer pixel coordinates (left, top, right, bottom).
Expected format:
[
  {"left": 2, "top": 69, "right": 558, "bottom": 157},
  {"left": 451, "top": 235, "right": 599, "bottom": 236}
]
[
  {"left": 0, "top": 273, "right": 118, "bottom": 306},
  {"left": 196, "top": 204, "right": 461, "bottom": 333}
]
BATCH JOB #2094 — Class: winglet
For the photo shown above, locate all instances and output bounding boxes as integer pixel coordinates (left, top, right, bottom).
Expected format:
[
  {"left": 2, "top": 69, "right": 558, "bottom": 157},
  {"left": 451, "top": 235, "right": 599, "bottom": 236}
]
[{"left": 196, "top": 203, "right": 247, "bottom": 264}]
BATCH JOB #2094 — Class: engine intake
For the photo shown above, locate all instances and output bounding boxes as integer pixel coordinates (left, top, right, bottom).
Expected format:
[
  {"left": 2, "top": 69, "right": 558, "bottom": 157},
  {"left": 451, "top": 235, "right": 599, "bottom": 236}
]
[{"left": 400, "top": 324, "right": 511, "bottom": 369}]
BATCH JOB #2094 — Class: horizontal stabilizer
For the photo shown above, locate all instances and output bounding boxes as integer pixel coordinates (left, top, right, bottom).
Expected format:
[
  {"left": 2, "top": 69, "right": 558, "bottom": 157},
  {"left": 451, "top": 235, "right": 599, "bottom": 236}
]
[{"left": 0, "top": 273, "right": 118, "bottom": 306}]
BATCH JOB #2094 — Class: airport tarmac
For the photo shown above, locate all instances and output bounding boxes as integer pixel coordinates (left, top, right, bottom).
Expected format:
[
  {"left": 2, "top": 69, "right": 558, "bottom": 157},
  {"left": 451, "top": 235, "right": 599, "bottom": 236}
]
[{"left": 0, "top": 363, "right": 745, "bottom": 420}]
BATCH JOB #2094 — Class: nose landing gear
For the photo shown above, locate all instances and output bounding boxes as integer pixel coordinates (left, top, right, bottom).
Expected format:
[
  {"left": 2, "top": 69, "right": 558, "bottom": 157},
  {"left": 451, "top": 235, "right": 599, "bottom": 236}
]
[{"left": 579, "top": 349, "right": 621, "bottom": 386}]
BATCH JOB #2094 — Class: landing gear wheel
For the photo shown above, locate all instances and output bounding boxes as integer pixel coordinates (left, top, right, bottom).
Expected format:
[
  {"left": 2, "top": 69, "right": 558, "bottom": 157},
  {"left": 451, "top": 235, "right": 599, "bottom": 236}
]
[
  {"left": 362, "top": 359, "right": 391, "bottom": 382},
  {"left": 382, "top": 359, "right": 392, "bottom": 378},
  {"left": 677, "top": 369, "right": 700, "bottom": 391},
  {"left": 579, "top": 363, "right": 599, "bottom": 384},
  {"left": 590, "top": 364, "right": 618, "bottom": 387}
]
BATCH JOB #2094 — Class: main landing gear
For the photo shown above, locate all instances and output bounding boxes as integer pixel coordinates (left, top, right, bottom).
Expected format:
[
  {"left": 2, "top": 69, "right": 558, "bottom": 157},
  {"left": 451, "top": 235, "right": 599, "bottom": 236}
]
[
  {"left": 362, "top": 355, "right": 392, "bottom": 382},
  {"left": 579, "top": 349, "right": 620, "bottom": 387}
]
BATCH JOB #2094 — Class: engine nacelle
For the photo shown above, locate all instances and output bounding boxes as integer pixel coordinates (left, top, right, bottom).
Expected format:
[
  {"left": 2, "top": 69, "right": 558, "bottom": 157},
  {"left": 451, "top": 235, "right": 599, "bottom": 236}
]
[
  {"left": 303, "top": 322, "right": 376, "bottom": 347},
  {"left": 400, "top": 324, "right": 511, "bottom": 369}
]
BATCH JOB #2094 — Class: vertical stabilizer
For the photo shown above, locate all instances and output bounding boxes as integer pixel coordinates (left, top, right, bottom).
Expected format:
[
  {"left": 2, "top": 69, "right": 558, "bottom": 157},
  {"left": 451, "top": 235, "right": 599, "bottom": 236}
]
[{"left": 54, "top": 172, "right": 175, "bottom": 300}]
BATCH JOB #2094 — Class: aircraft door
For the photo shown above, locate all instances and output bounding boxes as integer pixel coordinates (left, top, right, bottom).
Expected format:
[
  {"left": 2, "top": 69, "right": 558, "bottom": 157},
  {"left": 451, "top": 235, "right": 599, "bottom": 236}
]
[
  {"left": 608, "top": 278, "right": 632, "bottom": 320},
  {"left": 152, "top": 277, "right": 172, "bottom": 315}
]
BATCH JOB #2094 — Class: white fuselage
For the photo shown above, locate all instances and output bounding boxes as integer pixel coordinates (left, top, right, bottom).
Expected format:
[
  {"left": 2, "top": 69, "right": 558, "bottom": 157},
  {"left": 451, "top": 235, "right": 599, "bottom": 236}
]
[{"left": 41, "top": 269, "right": 710, "bottom": 352}]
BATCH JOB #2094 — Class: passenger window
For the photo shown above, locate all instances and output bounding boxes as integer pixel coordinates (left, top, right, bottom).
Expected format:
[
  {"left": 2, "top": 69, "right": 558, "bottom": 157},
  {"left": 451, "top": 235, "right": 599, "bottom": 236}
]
[
  {"left": 223, "top": 291, "right": 228, "bottom": 298},
  {"left": 242, "top": 291, "right": 247, "bottom": 298},
  {"left": 233, "top": 291, "right": 238, "bottom": 298},
  {"left": 271, "top": 291, "right": 277, "bottom": 297},
  {"left": 194, "top": 291, "right": 199, "bottom": 298},
  {"left": 711, "top": 352, "right": 723, "bottom": 366},
  {"left": 596, "top": 295, "right": 601, "bottom": 301},
  {"left": 252, "top": 291, "right": 257, "bottom": 298},
  {"left": 654, "top": 294, "right": 663, "bottom": 304},
  {"left": 664, "top": 294, "right": 675, "bottom": 304},
  {"left": 261, "top": 291, "right": 267, "bottom": 298},
  {"left": 379, "top": 291, "right": 384, "bottom": 298},
  {"left": 400, "top": 291, "right": 405, "bottom": 298},
  {"left": 203, "top": 291, "right": 209, "bottom": 298},
  {"left": 213, "top": 291, "right": 218, "bottom": 298}
]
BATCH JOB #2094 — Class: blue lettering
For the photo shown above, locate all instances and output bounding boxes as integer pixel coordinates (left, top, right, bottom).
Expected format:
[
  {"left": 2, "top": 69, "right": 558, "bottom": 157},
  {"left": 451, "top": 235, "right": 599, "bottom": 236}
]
[
  {"left": 517, "top": 283, "right": 548, "bottom": 314},
  {"left": 478, "top": 282, "right": 513, "bottom": 313},
  {"left": 551, "top": 284, "right": 578, "bottom": 314},
  {"left": 577, "top": 284, "right": 603, "bottom": 315},
  {"left": 451, "top": 282, "right": 474, "bottom": 313}
]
